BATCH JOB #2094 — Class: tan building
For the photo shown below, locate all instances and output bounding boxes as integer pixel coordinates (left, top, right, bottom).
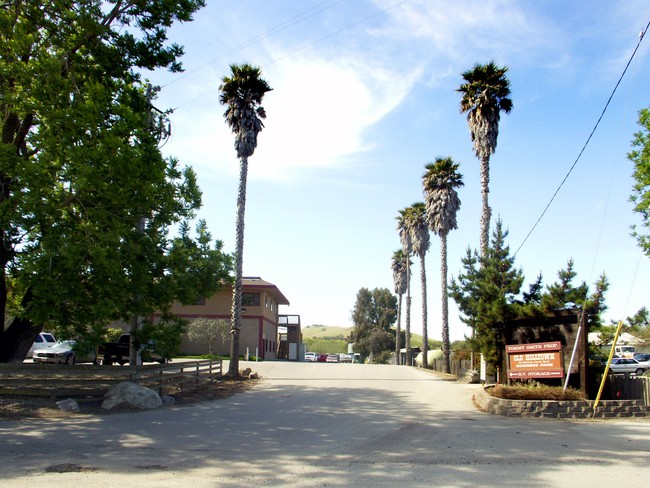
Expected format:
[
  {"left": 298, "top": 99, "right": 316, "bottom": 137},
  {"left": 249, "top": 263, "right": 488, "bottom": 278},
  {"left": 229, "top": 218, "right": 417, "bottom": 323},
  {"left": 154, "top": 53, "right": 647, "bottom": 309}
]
[{"left": 168, "top": 276, "right": 290, "bottom": 360}]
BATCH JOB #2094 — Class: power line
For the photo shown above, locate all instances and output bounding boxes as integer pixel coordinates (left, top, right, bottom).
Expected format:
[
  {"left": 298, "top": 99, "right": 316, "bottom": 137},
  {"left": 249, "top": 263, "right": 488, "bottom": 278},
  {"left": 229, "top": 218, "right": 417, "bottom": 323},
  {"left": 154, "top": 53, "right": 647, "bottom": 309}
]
[
  {"left": 165, "top": 0, "right": 409, "bottom": 111},
  {"left": 513, "top": 19, "right": 650, "bottom": 257},
  {"left": 163, "top": 0, "right": 347, "bottom": 89}
]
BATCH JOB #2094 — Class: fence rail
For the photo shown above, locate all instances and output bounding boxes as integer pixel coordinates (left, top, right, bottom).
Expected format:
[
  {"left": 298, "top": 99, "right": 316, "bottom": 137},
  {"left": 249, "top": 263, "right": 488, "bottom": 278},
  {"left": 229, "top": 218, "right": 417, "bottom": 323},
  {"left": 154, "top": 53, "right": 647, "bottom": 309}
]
[{"left": 0, "top": 359, "right": 222, "bottom": 397}]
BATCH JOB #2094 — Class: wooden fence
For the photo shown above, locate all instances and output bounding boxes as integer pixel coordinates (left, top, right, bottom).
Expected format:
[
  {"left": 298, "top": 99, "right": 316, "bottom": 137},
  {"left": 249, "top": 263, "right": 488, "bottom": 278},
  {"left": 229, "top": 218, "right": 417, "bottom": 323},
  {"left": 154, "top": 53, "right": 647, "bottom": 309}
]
[
  {"left": 427, "top": 358, "right": 472, "bottom": 377},
  {"left": 607, "top": 373, "right": 650, "bottom": 404},
  {"left": 0, "top": 359, "right": 222, "bottom": 398}
]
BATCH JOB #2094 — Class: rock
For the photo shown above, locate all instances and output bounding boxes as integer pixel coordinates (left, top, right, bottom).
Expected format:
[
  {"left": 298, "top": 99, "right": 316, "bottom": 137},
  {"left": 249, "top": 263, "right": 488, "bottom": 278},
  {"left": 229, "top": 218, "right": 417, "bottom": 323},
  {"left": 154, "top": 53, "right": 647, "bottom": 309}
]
[
  {"left": 457, "top": 369, "right": 480, "bottom": 384},
  {"left": 56, "top": 398, "right": 80, "bottom": 412},
  {"left": 249, "top": 372, "right": 259, "bottom": 379},
  {"left": 102, "top": 382, "right": 163, "bottom": 410},
  {"left": 161, "top": 395, "right": 176, "bottom": 406}
]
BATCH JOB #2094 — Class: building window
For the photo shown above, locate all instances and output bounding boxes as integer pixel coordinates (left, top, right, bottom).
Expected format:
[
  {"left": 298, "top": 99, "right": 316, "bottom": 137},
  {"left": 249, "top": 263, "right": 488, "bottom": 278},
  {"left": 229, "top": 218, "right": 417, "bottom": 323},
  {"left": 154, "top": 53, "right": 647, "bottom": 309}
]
[{"left": 242, "top": 293, "right": 260, "bottom": 306}]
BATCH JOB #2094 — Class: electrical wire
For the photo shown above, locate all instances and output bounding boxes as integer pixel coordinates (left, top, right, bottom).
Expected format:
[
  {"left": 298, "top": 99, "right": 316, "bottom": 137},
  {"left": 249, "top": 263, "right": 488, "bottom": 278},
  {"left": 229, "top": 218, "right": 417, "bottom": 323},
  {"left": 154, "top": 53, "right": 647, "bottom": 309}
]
[
  {"left": 163, "top": 0, "right": 409, "bottom": 111},
  {"left": 513, "top": 19, "right": 650, "bottom": 257},
  {"left": 162, "top": 0, "right": 347, "bottom": 89}
]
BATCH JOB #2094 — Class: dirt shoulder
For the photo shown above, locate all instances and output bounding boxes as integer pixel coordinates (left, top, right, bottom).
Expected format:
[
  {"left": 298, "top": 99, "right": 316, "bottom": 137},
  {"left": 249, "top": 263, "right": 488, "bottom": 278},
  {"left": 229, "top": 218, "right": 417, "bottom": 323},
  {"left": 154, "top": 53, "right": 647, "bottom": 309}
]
[{"left": 0, "top": 376, "right": 258, "bottom": 421}]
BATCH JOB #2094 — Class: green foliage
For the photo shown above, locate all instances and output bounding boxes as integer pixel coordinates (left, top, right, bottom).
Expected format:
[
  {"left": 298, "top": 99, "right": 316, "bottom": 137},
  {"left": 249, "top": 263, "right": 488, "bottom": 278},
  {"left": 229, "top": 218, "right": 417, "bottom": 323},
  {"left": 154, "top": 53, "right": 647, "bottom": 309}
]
[
  {"left": 449, "top": 220, "right": 524, "bottom": 364},
  {"left": 0, "top": 1, "right": 238, "bottom": 361},
  {"left": 350, "top": 287, "right": 397, "bottom": 356},
  {"left": 629, "top": 107, "right": 650, "bottom": 255},
  {"left": 137, "top": 315, "right": 187, "bottom": 361},
  {"left": 104, "top": 328, "right": 124, "bottom": 343},
  {"left": 186, "top": 317, "right": 230, "bottom": 355}
]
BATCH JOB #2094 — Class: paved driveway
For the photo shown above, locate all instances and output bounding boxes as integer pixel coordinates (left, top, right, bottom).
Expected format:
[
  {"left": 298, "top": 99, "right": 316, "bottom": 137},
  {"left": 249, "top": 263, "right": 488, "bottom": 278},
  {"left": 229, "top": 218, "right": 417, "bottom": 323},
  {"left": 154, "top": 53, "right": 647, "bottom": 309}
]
[{"left": 1, "top": 361, "right": 649, "bottom": 487}]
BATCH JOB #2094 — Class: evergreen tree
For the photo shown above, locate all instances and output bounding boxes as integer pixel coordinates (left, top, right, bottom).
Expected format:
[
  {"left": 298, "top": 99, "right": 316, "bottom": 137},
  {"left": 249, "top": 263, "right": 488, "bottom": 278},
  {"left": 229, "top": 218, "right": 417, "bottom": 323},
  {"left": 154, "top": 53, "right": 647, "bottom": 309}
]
[{"left": 449, "top": 219, "right": 523, "bottom": 366}]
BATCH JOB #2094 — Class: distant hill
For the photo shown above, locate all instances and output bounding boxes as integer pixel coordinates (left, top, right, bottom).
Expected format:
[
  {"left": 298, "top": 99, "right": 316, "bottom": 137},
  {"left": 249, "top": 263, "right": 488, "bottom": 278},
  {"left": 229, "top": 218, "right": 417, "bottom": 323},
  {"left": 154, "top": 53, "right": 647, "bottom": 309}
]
[{"left": 302, "top": 325, "right": 351, "bottom": 340}]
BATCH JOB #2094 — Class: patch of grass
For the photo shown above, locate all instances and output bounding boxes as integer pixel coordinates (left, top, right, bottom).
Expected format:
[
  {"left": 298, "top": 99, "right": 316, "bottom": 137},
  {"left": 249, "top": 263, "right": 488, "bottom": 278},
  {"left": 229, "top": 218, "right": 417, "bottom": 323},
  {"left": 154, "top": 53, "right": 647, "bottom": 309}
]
[{"left": 488, "top": 384, "right": 586, "bottom": 401}]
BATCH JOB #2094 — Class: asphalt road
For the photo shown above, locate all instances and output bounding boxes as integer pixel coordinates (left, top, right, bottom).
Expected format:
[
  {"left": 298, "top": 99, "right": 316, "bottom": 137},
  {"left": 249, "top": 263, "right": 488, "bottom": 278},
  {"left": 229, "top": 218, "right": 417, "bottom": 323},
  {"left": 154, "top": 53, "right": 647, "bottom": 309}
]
[{"left": 1, "top": 361, "right": 649, "bottom": 487}]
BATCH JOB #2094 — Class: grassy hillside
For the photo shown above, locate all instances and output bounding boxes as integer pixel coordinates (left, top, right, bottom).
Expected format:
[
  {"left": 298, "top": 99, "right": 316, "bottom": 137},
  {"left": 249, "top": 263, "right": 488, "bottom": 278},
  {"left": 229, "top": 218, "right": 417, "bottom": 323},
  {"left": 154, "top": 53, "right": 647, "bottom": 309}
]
[{"left": 302, "top": 325, "right": 351, "bottom": 340}]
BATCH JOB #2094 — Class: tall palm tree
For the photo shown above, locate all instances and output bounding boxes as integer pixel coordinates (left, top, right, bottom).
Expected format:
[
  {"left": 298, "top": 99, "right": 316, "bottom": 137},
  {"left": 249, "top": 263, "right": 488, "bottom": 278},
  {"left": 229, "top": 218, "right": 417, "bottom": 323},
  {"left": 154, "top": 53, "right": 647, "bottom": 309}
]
[
  {"left": 391, "top": 250, "right": 409, "bottom": 365},
  {"left": 457, "top": 61, "right": 512, "bottom": 260},
  {"left": 423, "top": 157, "right": 464, "bottom": 374},
  {"left": 404, "top": 202, "right": 431, "bottom": 369},
  {"left": 219, "top": 63, "right": 271, "bottom": 377},
  {"left": 396, "top": 209, "right": 413, "bottom": 366}
]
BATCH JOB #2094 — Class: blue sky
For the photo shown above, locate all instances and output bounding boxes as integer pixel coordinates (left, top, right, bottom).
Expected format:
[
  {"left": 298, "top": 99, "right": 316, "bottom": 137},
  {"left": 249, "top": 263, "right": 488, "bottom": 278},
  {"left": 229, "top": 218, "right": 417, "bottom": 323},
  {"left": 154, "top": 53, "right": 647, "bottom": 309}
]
[{"left": 147, "top": 0, "right": 650, "bottom": 341}]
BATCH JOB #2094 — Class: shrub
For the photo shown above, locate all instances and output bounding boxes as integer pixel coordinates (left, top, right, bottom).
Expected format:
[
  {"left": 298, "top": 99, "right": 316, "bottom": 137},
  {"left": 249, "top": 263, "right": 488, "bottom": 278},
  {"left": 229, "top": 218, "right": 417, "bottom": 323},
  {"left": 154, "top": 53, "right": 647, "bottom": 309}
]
[{"left": 488, "top": 383, "right": 586, "bottom": 401}]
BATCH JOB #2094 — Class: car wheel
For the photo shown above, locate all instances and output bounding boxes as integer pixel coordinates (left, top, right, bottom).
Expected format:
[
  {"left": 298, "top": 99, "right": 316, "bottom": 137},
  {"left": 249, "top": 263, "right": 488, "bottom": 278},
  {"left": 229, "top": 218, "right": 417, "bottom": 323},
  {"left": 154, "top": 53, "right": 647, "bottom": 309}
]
[
  {"left": 102, "top": 358, "right": 113, "bottom": 366},
  {"left": 65, "top": 354, "right": 75, "bottom": 365},
  {"left": 635, "top": 368, "right": 644, "bottom": 375}
]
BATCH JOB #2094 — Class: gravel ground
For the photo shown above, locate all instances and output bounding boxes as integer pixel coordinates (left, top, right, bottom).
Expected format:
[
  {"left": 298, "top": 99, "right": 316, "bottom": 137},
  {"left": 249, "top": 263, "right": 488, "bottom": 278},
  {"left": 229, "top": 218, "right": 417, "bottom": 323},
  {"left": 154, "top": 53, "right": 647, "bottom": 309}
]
[{"left": 0, "top": 376, "right": 257, "bottom": 420}]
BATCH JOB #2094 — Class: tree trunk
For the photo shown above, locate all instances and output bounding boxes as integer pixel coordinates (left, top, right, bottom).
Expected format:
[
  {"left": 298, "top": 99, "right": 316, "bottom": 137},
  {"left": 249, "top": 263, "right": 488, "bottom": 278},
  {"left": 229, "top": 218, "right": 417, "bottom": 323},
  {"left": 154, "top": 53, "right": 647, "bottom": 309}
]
[
  {"left": 0, "top": 288, "right": 40, "bottom": 363},
  {"left": 479, "top": 154, "right": 491, "bottom": 262},
  {"left": 420, "top": 254, "right": 428, "bottom": 369},
  {"left": 441, "top": 234, "right": 451, "bottom": 374},
  {"left": 405, "top": 258, "right": 411, "bottom": 366},
  {"left": 228, "top": 155, "right": 249, "bottom": 377},
  {"left": 395, "top": 294, "right": 402, "bottom": 364}
]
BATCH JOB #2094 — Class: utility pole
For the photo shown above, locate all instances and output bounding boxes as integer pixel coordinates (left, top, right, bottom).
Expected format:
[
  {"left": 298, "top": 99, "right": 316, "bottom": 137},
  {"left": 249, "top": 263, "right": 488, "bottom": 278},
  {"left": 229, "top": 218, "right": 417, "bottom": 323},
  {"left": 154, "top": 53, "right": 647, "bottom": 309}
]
[{"left": 128, "top": 83, "right": 171, "bottom": 366}]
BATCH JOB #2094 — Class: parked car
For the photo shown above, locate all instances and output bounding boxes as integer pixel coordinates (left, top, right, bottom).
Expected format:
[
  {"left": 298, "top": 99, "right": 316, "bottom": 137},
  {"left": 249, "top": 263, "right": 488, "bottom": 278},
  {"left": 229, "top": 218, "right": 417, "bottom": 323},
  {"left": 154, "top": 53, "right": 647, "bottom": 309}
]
[
  {"left": 27, "top": 332, "right": 56, "bottom": 358},
  {"left": 33, "top": 340, "right": 95, "bottom": 365},
  {"left": 317, "top": 354, "right": 328, "bottom": 362},
  {"left": 609, "top": 357, "right": 648, "bottom": 375},
  {"left": 304, "top": 352, "right": 317, "bottom": 362},
  {"left": 326, "top": 354, "right": 339, "bottom": 363},
  {"left": 338, "top": 354, "right": 353, "bottom": 363},
  {"left": 97, "top": 334, "right": 165, "bottom": 365},
  {"left": 634, "top": 353, "right": 650, "bottom": 362}
]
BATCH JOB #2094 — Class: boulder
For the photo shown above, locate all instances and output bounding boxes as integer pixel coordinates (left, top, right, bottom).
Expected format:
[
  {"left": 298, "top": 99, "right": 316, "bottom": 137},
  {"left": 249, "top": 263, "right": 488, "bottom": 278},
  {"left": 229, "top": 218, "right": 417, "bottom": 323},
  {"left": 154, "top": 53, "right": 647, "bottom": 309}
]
[
  {"left": 56, "top": 398, "right": 80, "bottom": 412},
  {"left": 102, "top": 382, "right": 163, "bottom": 410}
]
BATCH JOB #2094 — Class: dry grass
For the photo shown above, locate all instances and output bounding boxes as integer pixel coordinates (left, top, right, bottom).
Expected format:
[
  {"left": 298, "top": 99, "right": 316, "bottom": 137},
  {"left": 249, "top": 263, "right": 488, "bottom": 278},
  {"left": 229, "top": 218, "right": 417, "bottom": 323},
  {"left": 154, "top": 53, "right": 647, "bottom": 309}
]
[{"left": 488, "top": 384, "right": 586, "bottom": 401}]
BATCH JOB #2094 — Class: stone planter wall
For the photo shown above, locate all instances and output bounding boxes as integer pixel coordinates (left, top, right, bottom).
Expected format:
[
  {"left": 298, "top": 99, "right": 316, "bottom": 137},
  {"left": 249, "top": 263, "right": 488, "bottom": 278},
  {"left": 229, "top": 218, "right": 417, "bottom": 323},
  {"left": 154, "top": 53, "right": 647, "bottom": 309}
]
[{"left": 474, "top": 387, "right": 650, "bottom": 419}]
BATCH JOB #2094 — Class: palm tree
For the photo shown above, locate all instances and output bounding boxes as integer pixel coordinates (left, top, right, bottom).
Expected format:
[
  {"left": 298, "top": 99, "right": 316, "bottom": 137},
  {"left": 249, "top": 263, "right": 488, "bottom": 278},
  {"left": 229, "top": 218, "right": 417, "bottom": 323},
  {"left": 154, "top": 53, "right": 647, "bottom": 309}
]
[
  {"left": 219, "top": 63, "right": 271, "bottom": 377},
  {"left": 396, "top": 208, "right": 413, "bottom": 366},
  {"left": 457, "top": 61, "right": 512, "bottom": 260},
  {"left": 404, "top": 203, "right": 431, "bottom": 369},
  {"left": 391, "top": 250, "right": 409, "bottom": 365},
  {"left": 423, "top": 157, "right": 464, "bottom": 374}
]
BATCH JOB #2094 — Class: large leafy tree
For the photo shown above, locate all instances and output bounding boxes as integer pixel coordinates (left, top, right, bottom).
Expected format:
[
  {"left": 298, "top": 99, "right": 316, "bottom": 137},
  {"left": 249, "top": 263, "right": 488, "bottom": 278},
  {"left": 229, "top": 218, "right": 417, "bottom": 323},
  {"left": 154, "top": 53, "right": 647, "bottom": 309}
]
[
  {"left": 0, "top": 0, "right": 231, "bottom": 363},
  {"left": 396, "top": 208, "right": 414, "bottom": 365},
  {"left": 350, "top": 287, "right": 397, "bottom": 357},
  {"left": 423, "top": 157, "right": 463, "bottom": 374},
  {"left": 391, "top": 250, "right": 409, "bottom": 364},
  {"left": 219, "top": 64, "right": 271, "bottom": 377},
  {"left": 457, "top": 62, "right": 512, "bottom": 260},
  {"left": 629, "top": 107, "right": 650, "bottom": 255}
]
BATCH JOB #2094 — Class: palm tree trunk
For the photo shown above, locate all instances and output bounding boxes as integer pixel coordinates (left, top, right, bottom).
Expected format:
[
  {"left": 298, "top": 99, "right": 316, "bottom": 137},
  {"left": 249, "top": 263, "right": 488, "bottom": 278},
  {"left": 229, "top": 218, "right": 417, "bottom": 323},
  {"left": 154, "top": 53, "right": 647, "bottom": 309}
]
[
  {"left": 405, "top": 258, "right": 411, "bottom": 366},
  {"left": 441, "top": 234, "right": 451, "bottom": 374},
  {"left": 395, "top": 294, "right": 402, "bottom": 365},
  {"left": 228, "top": 155, "right": 249, "bottom": 377},
  {"left": 420, "top": 254, "right": 428, "bottom": 369},
  {"left": 479, "top": 155, "right": 491, "bottom": 261}
]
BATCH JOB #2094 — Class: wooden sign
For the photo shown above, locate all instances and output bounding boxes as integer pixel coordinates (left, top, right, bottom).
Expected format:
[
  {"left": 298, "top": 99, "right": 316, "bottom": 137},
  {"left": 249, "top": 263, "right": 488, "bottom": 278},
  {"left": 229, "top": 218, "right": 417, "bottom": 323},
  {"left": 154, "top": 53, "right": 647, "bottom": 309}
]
[{"left": 506, "top": 341, "right": 564, "bottom": 379}]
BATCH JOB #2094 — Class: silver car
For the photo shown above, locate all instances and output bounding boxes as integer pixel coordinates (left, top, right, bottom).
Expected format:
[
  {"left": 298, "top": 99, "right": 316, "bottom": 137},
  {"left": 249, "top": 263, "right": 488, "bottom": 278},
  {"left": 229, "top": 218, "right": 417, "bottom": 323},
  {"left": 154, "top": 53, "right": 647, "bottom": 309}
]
[
  {"left": 33, "top": 340, "right": 95, "bottom": 365},
  {"left": 609, "top": 358, "right": 648, "bottom": 375}
]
